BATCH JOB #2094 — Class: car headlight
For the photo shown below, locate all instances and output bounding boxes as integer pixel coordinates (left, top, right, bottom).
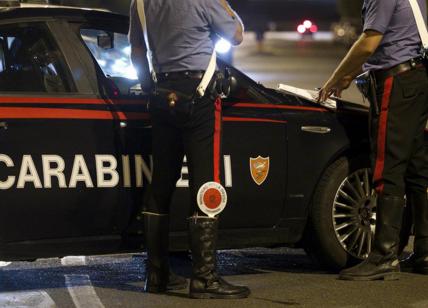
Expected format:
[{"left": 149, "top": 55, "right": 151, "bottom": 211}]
[{"left": 215, "top": 38, "right": 232, "bottom": 54}]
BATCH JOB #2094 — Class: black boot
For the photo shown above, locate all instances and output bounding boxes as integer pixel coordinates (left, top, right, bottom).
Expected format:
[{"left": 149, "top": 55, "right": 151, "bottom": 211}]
[
  {"left": 408, "top": 191, "right": 428, "bottom": 274},
  {"left": 339, "top": 195, "right": 404, "bottom": 281},
  {"left": 188, "top": 217, "right": 250, "bottom": 299},
  {"left": 143, "top": 212, "right": 187, "bottom": 293}
]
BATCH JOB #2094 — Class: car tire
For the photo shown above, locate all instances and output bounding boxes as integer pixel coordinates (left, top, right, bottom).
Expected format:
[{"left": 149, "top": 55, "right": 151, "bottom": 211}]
[
  {"left": 303, "top": 155, "right": 411, "bottom": 271},
  {"left": 303, "top": 156, "right": 372, "bottom": 271}
]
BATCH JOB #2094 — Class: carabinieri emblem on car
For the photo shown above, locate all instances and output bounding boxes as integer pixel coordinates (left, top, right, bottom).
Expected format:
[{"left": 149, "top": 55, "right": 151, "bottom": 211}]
[{"left": 249, "top": 156, "right": 270, "bottom": 186}]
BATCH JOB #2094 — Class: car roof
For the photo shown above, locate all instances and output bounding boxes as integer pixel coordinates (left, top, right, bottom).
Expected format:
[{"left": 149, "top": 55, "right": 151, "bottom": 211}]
[
  {"left": 0, "top": 3, "right": 127, "bottom": 22},
  {"left": 19, "top": 3, "right": 111, "bottom": 12}
]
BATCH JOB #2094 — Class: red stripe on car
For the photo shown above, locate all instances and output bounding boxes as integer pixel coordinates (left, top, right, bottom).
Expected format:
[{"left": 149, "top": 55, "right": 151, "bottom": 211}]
[
  {"left": 223, "top": 116, "right": 287, "bottom": 124},
  {"left": 0, "top": 96, "right": 147, "bottom": 105},
  {"left": 224, "top": 102, "right": 328, "bottom": 112},
  {"left": 0, "top": 97, "right": 326, "bottom": 113},
  {"left": 0, "top": 107, "right": 149, "bottom": 120}
]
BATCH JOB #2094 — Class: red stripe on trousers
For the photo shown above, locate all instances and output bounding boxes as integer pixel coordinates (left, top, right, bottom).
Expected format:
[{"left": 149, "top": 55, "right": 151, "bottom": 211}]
[
  {"left": 214, "top": 98, "right": 222, "bottom": 183},
  {"left": 373, "top": 76, "right": 394, "bottom": 193}
]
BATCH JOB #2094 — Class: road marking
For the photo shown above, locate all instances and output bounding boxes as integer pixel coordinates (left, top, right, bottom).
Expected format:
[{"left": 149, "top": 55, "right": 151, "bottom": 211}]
[
  {"left": 65, "top": 275, "right": 105, "bottom": 308},
  {"left": 62, "top": 256, "right": 105, "bottom": 308},
  {"left": 0, "top": 291, "right": 56, "bottom": 307},
  {"left": 61, "top": 256, "right": 86, "bottom": 267},
  {"left": 0, "top": 261, "right": 11, "bottom": 267}
]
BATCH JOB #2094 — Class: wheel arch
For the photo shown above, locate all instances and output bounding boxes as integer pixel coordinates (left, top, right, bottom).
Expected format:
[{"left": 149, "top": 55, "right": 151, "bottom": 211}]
[
  {"left": 301, "top": 150, "right": 373, "bottom": 270},
  {"left": 294, "top": 142, "right": 370, "bottom": 247},
  {"left": 305, "top": 142, "right": 370, "bottom": 220}
]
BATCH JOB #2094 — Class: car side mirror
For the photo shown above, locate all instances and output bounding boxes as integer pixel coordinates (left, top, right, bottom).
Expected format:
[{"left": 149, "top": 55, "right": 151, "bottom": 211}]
[{"left": 97, "top": 33, "right": 114, "bottom": 49}]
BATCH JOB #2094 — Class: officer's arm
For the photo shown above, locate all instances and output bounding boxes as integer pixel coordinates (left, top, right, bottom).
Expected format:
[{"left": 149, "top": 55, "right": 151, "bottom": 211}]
[
  {"left": 318, "top": 30, "right": 383, "bottom": 101},
  {"left": 131, "top": 46, "right": 152, "bottom": 93},
  {"left": 330, "top": 31, "right": 383, "bottom": 80},
  {"left": 330, "top": 0, "right": 396, "bottom": 82},
  {"left": 219, "top": 0, "right": 244, "bottom": 45},
  {"left": 128, "top": 0, "right": 152, "bottom": 93},
  {"left": 208, "top": 0, "right": 244, "bottom": 46}
]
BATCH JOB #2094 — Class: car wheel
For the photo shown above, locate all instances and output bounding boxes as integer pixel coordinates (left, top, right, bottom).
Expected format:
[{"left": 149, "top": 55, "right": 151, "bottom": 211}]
[{"left": 303, "top": 156, "right": 375, "bottom": 271}]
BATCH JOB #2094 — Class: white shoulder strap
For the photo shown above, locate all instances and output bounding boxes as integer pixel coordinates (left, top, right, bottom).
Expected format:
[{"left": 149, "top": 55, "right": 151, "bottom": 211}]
[
  {"left": 135, "top": 0, "right": 217, "bottom": 97},
  {"left": 408, "top": 0, "right": 428, "bottom": 49},
  {"left": 197, "top": 50, "right": 217, "bottom": 97}
]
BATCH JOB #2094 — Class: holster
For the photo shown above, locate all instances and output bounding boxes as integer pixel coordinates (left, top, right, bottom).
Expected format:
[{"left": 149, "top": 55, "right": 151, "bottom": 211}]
[
  {"left": 355, "top": 71, "right": 379, "bottom": 115},
  {"left": 148, "top": 73, "right": 227, "bottom": 114},
  {"left": 421, "top": 47, "right": 428, "bottom": 62},
  {"left": 148, "top": 75, "right": 201, "bottom": 114},
  {"left": 149, "top": 87, "right": 195, "bottom": 114},
  {"left": 211, "top": 68, "right": 233, "bottom": 98}
]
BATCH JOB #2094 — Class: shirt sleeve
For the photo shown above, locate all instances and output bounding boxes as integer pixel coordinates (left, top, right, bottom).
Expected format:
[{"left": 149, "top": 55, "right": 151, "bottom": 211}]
[
  {"left": 205, "top": 0, "right": 242, "bottom": 41},
  {"left": 363, "top": 0, "right": 397, "bottom": 34},
  {"left": 128, "top": 0, "right": 146, "bottom": 48}
]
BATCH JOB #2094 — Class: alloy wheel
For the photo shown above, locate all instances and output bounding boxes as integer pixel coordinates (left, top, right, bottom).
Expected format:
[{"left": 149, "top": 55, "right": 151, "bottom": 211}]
[{"left": 332, "top": 168, "right": 376, "bottom": 260}]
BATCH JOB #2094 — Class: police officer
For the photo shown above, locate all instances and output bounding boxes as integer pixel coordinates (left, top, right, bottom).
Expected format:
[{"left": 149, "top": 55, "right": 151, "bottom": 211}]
[
  {"left": 318, "top": 0, "right": 428, "bottom": 280},
  {"left": 129, "top": 0, "right": 250, "bottom": 299}
]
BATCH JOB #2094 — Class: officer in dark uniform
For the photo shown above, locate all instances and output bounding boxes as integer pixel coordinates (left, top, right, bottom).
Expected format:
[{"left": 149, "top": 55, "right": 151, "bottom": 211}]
[
  {"left": 318, "top": 0, "right": 428, "bottom": 280},
  {"left": 129, "top": 0, "right": 250, "bottom": 299}
]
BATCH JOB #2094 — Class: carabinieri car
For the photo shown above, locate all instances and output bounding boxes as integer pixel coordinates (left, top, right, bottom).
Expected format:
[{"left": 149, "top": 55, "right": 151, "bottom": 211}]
[{"left": 0, "top": 2, "right": 379, "bottom": 270}]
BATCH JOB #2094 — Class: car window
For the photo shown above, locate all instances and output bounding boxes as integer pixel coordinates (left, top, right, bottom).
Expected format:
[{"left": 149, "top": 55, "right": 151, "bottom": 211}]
[
  {"left": 80, "top": 29, "right": 138, "bottom": 81},
  {"left": 80, "top": 28, "right": 141, "bottom": 96},
  {"left": 0, "top": 23, "right": 75, "bottom": 93}
]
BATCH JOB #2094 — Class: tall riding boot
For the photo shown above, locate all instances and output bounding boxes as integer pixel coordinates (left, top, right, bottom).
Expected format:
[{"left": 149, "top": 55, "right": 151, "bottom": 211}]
[
  {"left": 339, "top": 195, "right": 404, "bottom": 280},
  {"left": 408, "top": 191, "right": 428, "bottom": 274},
  {"left": 143, "top": 212, "right": 187, "bottom": 293},
  {"left": 188, "top": 217, "right": 250, "bottom": 299}
]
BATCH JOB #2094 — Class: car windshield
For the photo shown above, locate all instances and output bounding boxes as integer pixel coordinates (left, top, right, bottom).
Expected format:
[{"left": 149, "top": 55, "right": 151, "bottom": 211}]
[
  {"left": 79, "top": 25, "right": 294, "bottom": 103},
  {"left": 80, "top": 29, "right": 138, "bottom": 80}
]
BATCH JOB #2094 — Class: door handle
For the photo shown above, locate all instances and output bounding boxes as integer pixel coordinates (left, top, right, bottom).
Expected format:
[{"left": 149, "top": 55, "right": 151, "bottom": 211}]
[{"left": 0, "top": 122, "right": 7, "bottom": 130}]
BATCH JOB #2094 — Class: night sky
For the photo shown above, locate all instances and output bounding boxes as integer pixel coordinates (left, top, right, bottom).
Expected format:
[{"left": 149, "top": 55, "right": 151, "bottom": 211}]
[{"left": 27, "top": 0, "right": 341, "bottom": 27}]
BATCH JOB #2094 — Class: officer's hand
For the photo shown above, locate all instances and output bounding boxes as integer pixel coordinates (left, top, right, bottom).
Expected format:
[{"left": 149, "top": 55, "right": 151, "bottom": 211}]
[{"left": 317, "top": 76, "right": 353, "bottom": 102}]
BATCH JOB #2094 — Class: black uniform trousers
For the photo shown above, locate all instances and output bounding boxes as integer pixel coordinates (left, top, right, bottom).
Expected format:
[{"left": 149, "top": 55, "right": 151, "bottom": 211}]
[
  {"left": 370, "top": 65, "right": 428, "bottom": 197},
  {"left": 145, "top": 78, "right": 222, "bottom": 215}
]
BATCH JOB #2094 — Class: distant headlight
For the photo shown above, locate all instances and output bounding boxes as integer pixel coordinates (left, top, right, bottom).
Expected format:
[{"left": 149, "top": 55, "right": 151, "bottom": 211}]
[
  {"left": 303, "top": 20, "right": 313, "bottom": 29},
  {"left": 215, "top": 38, "right": 232, "bottom": 54},
  {"left": 297, "top": 24, "right": 307, "bottom": 34},
  {"left": 297, "top": 19, "right": 318, "bottom": 34}
]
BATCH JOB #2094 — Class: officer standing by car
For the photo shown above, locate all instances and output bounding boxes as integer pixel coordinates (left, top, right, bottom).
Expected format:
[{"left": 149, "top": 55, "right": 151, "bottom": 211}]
[
  {"left": 318, "top": 0, "right": 428, "bottom": 280},
  {"left": 129, "top": 0, "right": 250, "bottom": 299}
]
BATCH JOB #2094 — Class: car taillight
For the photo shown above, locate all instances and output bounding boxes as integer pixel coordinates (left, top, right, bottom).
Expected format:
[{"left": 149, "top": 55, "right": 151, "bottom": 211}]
[{"left": 310, "top": 25, "right": 318, "bottom": 33}]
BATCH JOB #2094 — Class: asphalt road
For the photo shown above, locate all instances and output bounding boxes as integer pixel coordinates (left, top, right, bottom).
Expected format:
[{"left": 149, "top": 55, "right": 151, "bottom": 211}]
[
  {"left": 0, "top": 247, "right": 427, "bottom": 308},
  {"left": 234, "top": 32, "right": 365, "bottom": 106},
  {"left": 1, "top": 36, "right": 427, "bottom": 308}
]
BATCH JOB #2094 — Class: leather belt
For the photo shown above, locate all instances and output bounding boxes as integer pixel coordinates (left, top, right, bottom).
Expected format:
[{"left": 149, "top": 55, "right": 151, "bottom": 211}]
[
  {"left": 156, "top": 71, "right": 205, "bottom": 82},
  {"left": 373, "top": 57, "right": 425, "bottom": 81}
]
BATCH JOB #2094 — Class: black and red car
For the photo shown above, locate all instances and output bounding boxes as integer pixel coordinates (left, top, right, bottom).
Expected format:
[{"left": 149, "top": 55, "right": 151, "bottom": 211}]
[{"left": 0, "top": 2, "right": 377, "bottom": 270}]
